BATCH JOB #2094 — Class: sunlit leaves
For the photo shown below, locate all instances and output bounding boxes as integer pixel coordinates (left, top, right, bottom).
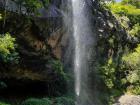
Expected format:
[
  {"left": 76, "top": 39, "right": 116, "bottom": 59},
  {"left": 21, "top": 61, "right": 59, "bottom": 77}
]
[
  {"left": 0, "top": 14, "right": 2, "bottom": 20},
  {"left": 129, "top": 23, "right": 140, "bottom": 36},
  {"left": 109, "top": 3, "right": 140, "bottom": 16},
  {"left": 0, "top": 33, "right": 19, "bottom": 63},
  {"left": 122, "top": 45, "right": 140, "bottom": 87},
  {"left": 121, "top": 0, "right": 140, "bottom": 8},
  {"left": 108, "top": 1, "right": 140, "bottom": 36},
  {"left": 100, "top": 0, "right": 140, "bottom": 96},
  {"left": 123, "top": 44, "right": 140, "bottom": 67},
  {"left": 0, "top": 33, "right": 15, "bottom": 56}
]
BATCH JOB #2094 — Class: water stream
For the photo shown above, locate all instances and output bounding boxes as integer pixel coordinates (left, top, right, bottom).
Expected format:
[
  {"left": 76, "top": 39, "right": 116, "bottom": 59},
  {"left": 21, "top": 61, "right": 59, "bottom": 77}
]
[{"left": 71, "top": 0, "right": 95, "bottom": 104}]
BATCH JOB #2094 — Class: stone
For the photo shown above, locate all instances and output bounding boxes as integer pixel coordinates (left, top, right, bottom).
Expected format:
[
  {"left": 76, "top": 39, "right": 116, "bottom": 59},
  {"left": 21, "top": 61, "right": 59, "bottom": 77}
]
[
  {"left": 114, "top": 95, "right": 140, "bottom": 105},
  {"left": 48, "top": 28, "right": 63, "bottom": 59}
]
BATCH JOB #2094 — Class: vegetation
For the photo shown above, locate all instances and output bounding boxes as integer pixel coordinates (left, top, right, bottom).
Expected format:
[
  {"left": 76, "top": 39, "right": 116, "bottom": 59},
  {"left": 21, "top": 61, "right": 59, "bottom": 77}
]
[
  {"left": 0, "top": 0, "right": 140, "bottom": 105},
  {"left": 121, "top": 0, "right": 140, "bottom": 8},
  {"left": 0, "top": 102, "right": 10, "bottom": 105},
  {"left": 0, "top": 14, "right": 19, "bottom": 63},
  {"left": 0, "top": 33, "right": 19, "bottom": 63},
  {"left": 21, "top": 98, "right": 52, "bottom": 105},
  {"left": 98, "top": 0, "right": 140, "bottom": 103},
  {"left": 122, "top": 45, "right": 140, "bottom": 94},
  {"left": 108, "top": 2, "right": 140, "bottom": 25},
  {"left": 12, "top": 0, "right": 50, "bottom": 15},
  {"left": 21, "top": 97, "right": 74, "bottom": 105},
  {"left": 49, "top": 60, "right": 65, "bottom": 75},
  {"left": 54, "top": 97, "right": 75, "bottom": 105}
]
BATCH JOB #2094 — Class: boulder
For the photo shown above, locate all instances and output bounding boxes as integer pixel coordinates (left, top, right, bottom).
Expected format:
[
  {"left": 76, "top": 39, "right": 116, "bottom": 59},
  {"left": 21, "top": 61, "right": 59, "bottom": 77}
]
[{"left": 114, "top": 95, "right": 140, "bottom": 105}]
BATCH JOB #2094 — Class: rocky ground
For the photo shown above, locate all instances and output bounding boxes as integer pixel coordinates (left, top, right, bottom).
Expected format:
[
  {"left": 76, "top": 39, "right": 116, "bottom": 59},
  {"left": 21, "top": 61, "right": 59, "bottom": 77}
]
[{"left": 114, "top": 95, "right": 140, "bottom": 105}]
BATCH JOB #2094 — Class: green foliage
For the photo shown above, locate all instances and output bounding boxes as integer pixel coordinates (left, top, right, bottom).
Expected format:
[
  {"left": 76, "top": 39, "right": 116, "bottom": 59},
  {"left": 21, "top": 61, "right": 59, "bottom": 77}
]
[
  {"left": 117, "top": 45, "right": 140, "bottom": 94},
  {"left": 109, "top": 3, "right": 140, "bottom": 16},
  {"left": 122, "top": 45, "right": 140, "bottom": 83},
  {"left": 49, "top": 60, "right": 65, "bottom": 76},
  {"left": 0, "top": 33, "right": 15, "bottom": 55},
  {"left": 98, "top": 58, "right": 124, "bottom": 104},
  {"left": 54, "top": 97, "right": 75, "bottom": 105},
  {"left": 100, "top": 0, "right": 140, "bottom": 96},
  {"left": 0, "top": 102, "right": 10, "bottom": 105},
  {"left": 0, "top": 33, "right": 19, "bottom": 63},
  {"left": 0, "top": 14, "right": 2, "bottom": 20},
  {"left": 129, "top": 23, "right": 140, "bottom": 37},
  {"left": 108, "top": 3, "right": 140, "bottom": 25},
  {"left": 13, "top": 0, "right": 50, "bottom": 14},
  {"left": 21, "top": 97, "right": 75, "bottom": 105},
  {"left": 127, "top": 85, "right": 140, "bottom": 95},
  {"left": 121, "top": 0, "right": 140, "bottom": 8},
  {"left": 13, "top": 0, "right": 41, "bottom": 13},
  {"left": 21, "top": 98, "right": 52, "bottom": 105},
  {"left": 100, "top": 58, "right": 116, "bottom": 89},
  {"left": 123, "top": 44, "right": 140, "bottom": 69},
  {"left": 114, "top": 16, "right": 130, "bottom": 29}
]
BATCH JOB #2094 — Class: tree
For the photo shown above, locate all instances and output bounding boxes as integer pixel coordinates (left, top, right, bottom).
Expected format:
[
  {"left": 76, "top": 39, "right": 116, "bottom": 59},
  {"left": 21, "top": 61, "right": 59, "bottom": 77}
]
[
  {"left": 121, "top": 0, "right": 140, "bottom": 8},
  {"left": 11, "top": 0, "right": 50, "bottom": 14}
]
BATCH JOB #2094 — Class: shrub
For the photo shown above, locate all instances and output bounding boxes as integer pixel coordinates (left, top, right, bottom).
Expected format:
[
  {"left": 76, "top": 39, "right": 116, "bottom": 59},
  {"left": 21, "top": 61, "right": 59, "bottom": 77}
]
[
  {"left": 127, "top": 84, "right": 140, "bottom": 95},
  {"left": 108, "top": 3, "right": 140, "bottom": 25},
  {"left": 129, "top": 23, "right": 140, "bottom": 37},
  {"left": 0, "top": 33, "right": 15, "bottom": 56},
  {"left": 0, "top": 33, "right": 19, "bottom": 63},
  {"left": 21, "top": 97, "right": 75, "bottom": 105},
  {"left": 121, "top": 0, "right": 140, "bottom": 8},
  {"left": 48, "top": 59, "right": 66, "bottom": 78},
  {"left": 109, "top": 3, "right": 140, "bottom": 16},
  {"left": 0, "top": 102, "right": 10, "bottom": 105},
  {"left": 54, "top": 97, "right": 75, "bottom": 105},
  {"left": 121, "top": 45, "right": 140, "bottom": 94},
  {"left": 50, "top": 60, "right": 64, "bottom": 75},
  {"left": 99, "top": 58, "right": 116, "bottom": 89},
  {"left": 21, "top": 98, "right": 52, "bottom": 105}
]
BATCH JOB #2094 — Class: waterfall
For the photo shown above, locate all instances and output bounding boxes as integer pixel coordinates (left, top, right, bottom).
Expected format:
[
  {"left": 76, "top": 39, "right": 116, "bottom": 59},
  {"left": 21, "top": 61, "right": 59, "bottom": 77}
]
[
  {"left": 71, "top": 0, "right": 95, "bottom": 105},
  {"left": 63, "top": 0, "right": 102, "bottom": 104}
]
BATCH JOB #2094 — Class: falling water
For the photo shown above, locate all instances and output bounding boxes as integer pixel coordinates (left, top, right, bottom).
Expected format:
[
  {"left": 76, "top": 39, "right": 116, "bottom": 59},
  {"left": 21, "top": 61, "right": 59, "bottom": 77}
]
[{"left": 71, "top": 0, "right": 95, "bottom": 105}]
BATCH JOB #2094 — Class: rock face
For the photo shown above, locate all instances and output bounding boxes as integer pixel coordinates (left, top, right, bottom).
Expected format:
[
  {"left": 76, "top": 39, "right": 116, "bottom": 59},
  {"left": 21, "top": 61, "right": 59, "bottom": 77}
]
[
  {"left": 0, "top": 0, "right": 62, "bottom": 17},
  {"left": 48, "top": 28, "right": 63, "bottom": 59},
  {"left": 114, "top": 95, "right": 140, "bottom": 105},
  {"left": 0, "top": 0, "right": 138, "bottom": 101},
  {"left": 0, "top": 7, "right": 66, "bottom": 97}
]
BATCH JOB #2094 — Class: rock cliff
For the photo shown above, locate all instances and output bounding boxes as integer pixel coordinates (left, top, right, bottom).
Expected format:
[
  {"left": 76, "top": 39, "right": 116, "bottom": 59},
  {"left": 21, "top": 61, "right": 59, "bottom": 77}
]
[{"left": 0, "top": 0, "right": 137, "bottom": 101}]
